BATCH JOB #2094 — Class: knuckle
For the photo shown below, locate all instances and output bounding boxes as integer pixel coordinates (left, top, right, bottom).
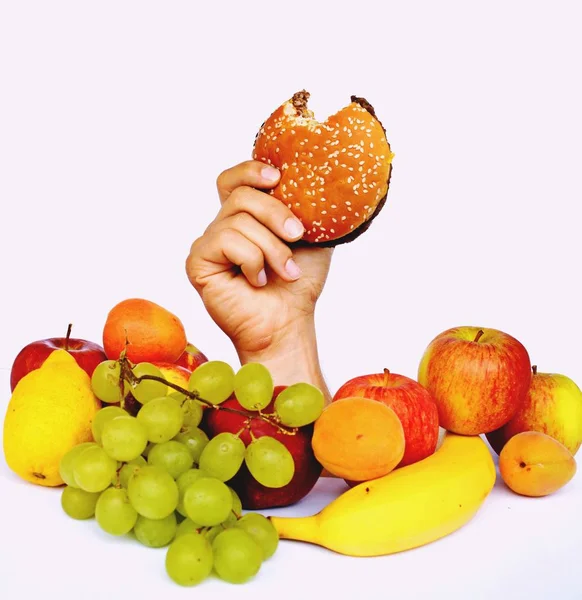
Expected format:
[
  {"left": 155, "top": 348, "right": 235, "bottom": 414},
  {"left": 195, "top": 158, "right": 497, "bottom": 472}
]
[
  {"left": 230, "top": 211, "right": 253, "bottom": 229},
  {"left": 215, "top": 168, "right": 229, "bottom": 189},
  {"left": 217, "top": 227, "right": 239, "bottom": 246},
  {"left": 227, "top": 186, "right": 249, "bottom": 211}
]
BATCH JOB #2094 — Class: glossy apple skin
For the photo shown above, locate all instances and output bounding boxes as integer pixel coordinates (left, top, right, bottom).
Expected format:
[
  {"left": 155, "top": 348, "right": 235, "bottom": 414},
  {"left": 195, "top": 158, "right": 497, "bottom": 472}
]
[
  {"left": 10, "top": 337, "right": 107, "bottom": 392},
  {"left": 487, "top": 369, "right": 582, "bottom": 456},
  {"left": 418, "top": 327, "right": 532, "bottom": 435},
  {"left": 174, "top": 342, "right": 208, "bottom": 372},
  {"left": 333, "top": 370, "right": 439, "bottom": 467},
  {"left": 202, "top": 386, "right": 323, "bottom": 510}
]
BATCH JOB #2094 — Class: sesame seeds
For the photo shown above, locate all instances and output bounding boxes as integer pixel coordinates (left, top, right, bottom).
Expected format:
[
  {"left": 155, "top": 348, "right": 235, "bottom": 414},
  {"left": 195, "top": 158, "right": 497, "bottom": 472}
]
[{"left": 254, "top": 94, "right": 392, "bottom": 244}]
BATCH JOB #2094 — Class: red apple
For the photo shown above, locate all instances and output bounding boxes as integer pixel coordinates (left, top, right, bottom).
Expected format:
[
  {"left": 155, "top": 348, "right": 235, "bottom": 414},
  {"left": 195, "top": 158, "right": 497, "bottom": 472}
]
[
  {"left": 333, "top": 368, "right": 440, "bottom": 467},
  {"left": 174, "top": 342, "right": 208, "bottom": 372},
  {"left": 486, "top": 365, "right": 582, "bottom": 456},
  {"left": 202, "top": 386, "right": 323, "bottom": 510},
  {"left": 418, "top": 326, "right": 532, "bottom": 435},
  {"left": 10, "top": 324, "right": 107, "bottom": 392}
]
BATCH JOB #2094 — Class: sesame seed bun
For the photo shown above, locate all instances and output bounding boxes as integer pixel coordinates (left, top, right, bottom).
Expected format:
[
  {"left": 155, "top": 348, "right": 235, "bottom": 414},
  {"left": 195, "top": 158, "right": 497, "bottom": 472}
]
[{"left": 253, "top": 90, "right": 394, "bottom": 246}]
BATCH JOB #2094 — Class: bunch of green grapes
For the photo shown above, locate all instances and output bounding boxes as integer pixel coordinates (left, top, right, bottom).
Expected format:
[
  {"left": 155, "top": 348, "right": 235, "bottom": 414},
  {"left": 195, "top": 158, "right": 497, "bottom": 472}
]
[{"left": 59, "top": 357, "right": 286, "bottom": 587}]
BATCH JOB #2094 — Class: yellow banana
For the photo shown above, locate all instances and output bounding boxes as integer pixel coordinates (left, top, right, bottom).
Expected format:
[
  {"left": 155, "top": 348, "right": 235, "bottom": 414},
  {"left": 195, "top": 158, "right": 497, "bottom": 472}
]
[{"left": 269, "top": 433, "right": 496, "bottom": 557}]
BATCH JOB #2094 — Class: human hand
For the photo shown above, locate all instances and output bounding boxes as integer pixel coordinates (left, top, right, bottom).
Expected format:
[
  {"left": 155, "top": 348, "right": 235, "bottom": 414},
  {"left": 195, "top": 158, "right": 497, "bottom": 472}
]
[{"left": 185, "top": 160, "right": 333, "bottom": 397}]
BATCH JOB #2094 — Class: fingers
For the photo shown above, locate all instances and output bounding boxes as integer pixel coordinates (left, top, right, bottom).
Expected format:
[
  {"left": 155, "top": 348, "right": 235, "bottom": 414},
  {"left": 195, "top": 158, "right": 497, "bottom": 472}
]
[
  {"left": 216, "top": 160, "right": 281, "bottom": 204},
  {"left": 215, "top": 185, "right": 305, "bottom": 244},
  {"left": 187, "top": 228, "right": 268, "bottom": 289},
  {"left": 207, "top": 213, "right": 302, "bottom": 284}
]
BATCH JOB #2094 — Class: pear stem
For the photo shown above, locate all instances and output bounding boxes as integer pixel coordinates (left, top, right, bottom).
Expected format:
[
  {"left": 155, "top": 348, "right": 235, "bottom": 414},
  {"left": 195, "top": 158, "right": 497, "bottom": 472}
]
[
  {"left": 65, "top": 323, "right": 73, "bottom": 351},
  {"left": 118, "top": 356, "right": 296, "bottom": 436}
]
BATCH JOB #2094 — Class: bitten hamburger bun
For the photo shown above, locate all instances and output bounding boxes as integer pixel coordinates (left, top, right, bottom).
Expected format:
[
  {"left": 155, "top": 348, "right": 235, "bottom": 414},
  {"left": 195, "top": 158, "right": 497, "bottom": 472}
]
[{"left": 253, "top": 90, "right": 393, "bottom": 246}]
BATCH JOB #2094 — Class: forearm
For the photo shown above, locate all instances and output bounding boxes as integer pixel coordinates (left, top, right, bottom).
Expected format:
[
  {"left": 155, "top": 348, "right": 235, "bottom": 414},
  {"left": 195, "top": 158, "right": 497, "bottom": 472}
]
[{"left": 235, "top": 316, "right": 331, "bottom": 404}]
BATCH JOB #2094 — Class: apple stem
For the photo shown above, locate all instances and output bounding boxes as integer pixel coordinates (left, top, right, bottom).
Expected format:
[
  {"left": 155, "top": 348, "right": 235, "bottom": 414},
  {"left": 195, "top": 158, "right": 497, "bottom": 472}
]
[
  {"left": 118, "top": 356, "right": 297, "bottom": 436},
  {"left": 532, "top": 365, "right": 538, "bottom": 375},
  {"left": 383, "top": 368, "right": 390, "bottom": 386},
  {"left": 65, "top": 323, "right": 73, "bottom": 351},
  {"left": 474, "top": 329, "right": 485, "bottom": 343}
]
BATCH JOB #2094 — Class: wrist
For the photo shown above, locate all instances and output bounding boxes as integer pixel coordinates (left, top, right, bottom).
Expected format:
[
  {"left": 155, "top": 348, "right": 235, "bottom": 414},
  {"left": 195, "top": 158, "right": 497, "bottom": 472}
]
[{"left": 235, "top": 316, "right": 331, "bottom": 404}]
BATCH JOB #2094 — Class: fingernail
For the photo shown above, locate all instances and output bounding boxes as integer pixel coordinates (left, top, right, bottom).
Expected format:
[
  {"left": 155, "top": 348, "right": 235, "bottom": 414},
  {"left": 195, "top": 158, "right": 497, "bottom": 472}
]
[
  {"left": 257, "top": 269, "right": 267, "bottom": 286},
  {"left": 284, "top": 218, "right": 304, "bottom": 239},
  {"left": 285, "top": 258, "right": 302, "bottom": 279},
  {"left": 261, "top": 165, "right": 280, "bottom": 182}
]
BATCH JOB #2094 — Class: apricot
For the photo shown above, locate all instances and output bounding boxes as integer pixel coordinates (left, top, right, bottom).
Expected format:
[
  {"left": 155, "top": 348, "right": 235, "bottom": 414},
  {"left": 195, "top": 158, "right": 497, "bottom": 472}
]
[
  {"left": 312, "top": 397, "right": 405, "bottom": 481},
  {"left": 499, "top": 431, "right": 577, "bottom": 497},
  {"left": 103, "top": 298, "right": 187, "bottom": 364}
]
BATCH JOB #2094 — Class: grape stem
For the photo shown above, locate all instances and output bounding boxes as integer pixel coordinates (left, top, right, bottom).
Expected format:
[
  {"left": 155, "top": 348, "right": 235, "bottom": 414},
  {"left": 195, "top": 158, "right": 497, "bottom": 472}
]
[{"left": 118, "top": 357, "right": 298, "bottom": 436}]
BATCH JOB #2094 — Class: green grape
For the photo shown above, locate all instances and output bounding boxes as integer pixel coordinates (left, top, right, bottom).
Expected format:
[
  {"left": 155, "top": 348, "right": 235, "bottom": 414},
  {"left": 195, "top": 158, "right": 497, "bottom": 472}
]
[
  {"left": 204, "top": 524, "right": 228, "bottom": 543},
  {"left": 101, "top": 415, "right": 148, "bottom": 462},
  {"left": 137, "top": 397, "right": 184, "bottom": 443},
  {"left": 95, "top": 487, "right": 138, "bottom": 535},
  {"left": 91, "top": 360, "right": 123, "bottom": 404},
  {"left": 61, "top": 486, "right": 100, "bottom": 520},
  {"left": 168, "top": 390, "right": 186, "bottom": 404},
  {"left": 165, "top": 532, "right": 213, "bottom": 587},
  {"left": 183, "top": 477, "right": 233, "bottom": 526},
  {"left": 127, "top": 465, "right": 179, "bottom": 520},
  {"left": 175, "top": 517, "right": 202, "bottom": 538},
  {"left": 224, "top": 486, "right": 243, "bottom": 525},
  {"left": 180, "top": 398, "right": 203, "bottom": 428},
  {"left": 173, "top": 427, "right": 209, "bottom": 463},
  {"left": 233, "top": 362, "right": 274, "bottom": 410},
  {"left": 59, "top": 442, "right": 97, "bottom": 487},
  {"left": 147, "top": 440, "right": 194, "bottom": 479},
  {"left": 176, "top": 468, "right": 209, "bottom": 517},
  {"left": 91, "top": 406, "right": 127, "bottom": 444},
  {"left": 73, "top": 445, "right": 118, "bottom": 493},
  {"left": 274, "top": 382, "right": 325, "bottom": 427},
  {"left": 188, "top": 360, "right": 235, "bottom": 405},
  {"left": 124, "top": 362, "right": 167, "bottom": 404},
  {"left": 142, "top": 442, "right": 155, "bottom": 458},
  {"left": 212, "top": 528, "right": 262, "bottom": 584},
  {"left": 234, "top": 513, "right": 279, "bottom": 559},
  {"left": 244, "top": 436, "right": 294, "bottom": 488},
  {"left": 118, "top": 456, "right": 147, "bottom": 488},
  {"left": 134, "top": 512, "right": 177, "bottom": 548},
  {"left": 198, "top": 432, "right": 245, "bottom": 482}
]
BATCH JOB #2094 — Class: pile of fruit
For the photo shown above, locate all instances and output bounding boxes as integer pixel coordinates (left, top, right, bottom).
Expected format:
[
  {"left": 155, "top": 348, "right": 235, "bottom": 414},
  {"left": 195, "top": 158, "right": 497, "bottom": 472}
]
[
  {"left": 3, "top": 296, "right": 582, "bottom": 585},
  {"left": 4, "top": 298, "right": 328, "bottom": 586}
]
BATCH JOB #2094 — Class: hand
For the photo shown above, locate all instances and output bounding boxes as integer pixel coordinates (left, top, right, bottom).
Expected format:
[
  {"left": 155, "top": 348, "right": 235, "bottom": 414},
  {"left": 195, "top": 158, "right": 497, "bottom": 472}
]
[{"left": 185, "top": 160, "right": 333, "bottom": 397}]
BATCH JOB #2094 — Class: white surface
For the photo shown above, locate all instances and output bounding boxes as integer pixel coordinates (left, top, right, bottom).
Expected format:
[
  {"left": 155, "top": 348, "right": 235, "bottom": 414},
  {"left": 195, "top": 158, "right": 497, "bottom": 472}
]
[
  {"left": 1, "top": 1, "right": 582, "bottom": 599},
  {"left": 1, "top": 369, "right": 581, "bottom": 600}
]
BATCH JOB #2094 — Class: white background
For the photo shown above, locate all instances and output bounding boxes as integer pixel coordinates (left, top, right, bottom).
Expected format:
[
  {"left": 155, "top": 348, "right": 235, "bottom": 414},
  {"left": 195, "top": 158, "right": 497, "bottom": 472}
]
[{"left": 1, "top": 1, "right": 581, "bottom": 599}]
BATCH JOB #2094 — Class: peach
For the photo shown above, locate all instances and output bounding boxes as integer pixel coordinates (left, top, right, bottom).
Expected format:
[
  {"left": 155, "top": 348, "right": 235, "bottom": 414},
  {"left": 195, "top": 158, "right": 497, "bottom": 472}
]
[
  {"left": 499, "top": 431, "right": 577, "bottom": 497},
  {"left": 174, "top": 342, "right": 208, "bottom": 372},
  {"left": 312, "top": 396, "right": 405, "bottom": 482},
  {"left": 153, "top": 362, "right": 191, "bottom": 395},
  {"left": 102, "top": 298, "right": 187, "bottom": 364}
]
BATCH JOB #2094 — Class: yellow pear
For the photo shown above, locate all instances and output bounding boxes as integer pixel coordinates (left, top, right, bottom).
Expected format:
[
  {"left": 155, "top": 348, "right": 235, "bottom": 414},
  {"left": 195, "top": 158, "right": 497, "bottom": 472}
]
[{"left": 3, "top": 350, "right": 101, "bottom": 487}]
